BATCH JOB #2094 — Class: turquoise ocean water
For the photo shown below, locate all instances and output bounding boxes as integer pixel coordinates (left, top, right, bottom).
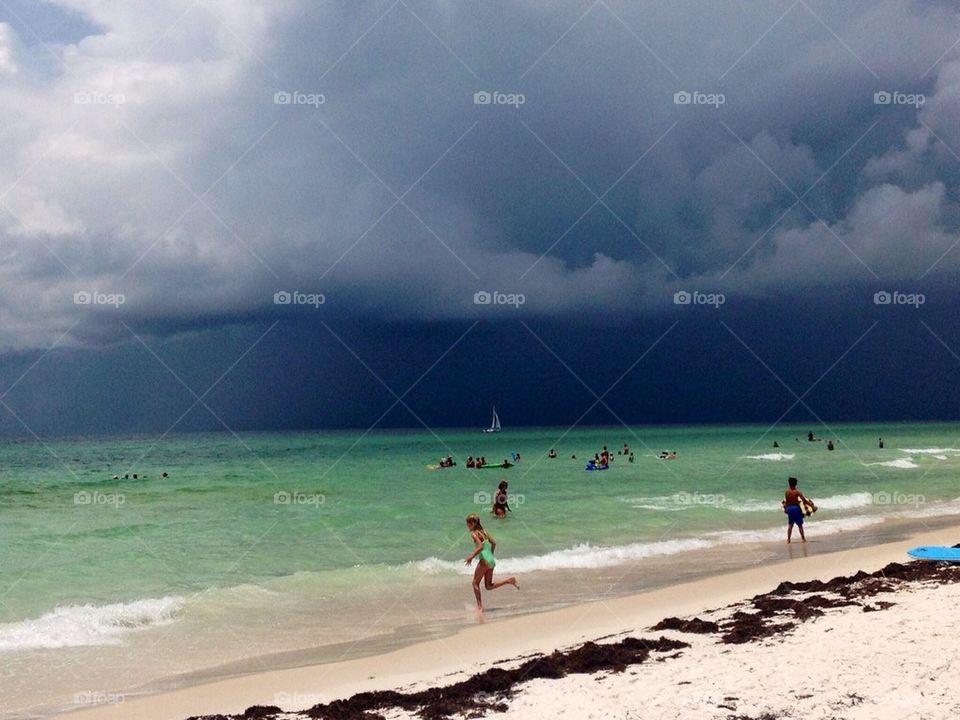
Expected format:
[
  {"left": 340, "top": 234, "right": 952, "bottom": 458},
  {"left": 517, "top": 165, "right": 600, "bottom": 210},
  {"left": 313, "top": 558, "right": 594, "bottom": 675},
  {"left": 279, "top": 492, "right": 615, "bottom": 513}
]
[{"left": 2, "top": 422, "right": 960, "bottom": 716}]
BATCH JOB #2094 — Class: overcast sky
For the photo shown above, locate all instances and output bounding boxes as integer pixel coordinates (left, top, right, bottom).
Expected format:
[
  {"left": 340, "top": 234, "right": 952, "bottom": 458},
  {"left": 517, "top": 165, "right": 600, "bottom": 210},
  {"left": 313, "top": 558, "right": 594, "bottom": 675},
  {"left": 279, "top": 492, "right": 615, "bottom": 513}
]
[{"left": 1, "top": 1, "right": 960, "bottom": 436}]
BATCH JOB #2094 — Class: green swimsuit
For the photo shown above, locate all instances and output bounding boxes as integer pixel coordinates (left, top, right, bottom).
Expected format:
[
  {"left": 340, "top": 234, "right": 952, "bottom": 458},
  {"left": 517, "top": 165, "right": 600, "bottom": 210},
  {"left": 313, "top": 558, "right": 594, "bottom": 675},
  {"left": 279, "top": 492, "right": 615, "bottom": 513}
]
[{"left": 478, "top": 539, "right": 496, "bottom": 568}]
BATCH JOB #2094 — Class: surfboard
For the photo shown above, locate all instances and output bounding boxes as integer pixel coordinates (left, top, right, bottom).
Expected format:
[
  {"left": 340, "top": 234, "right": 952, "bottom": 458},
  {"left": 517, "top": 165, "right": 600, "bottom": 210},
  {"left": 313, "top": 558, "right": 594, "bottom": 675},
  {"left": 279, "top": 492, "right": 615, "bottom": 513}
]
[
  {"left": 907, "top": 545, "right": 960, "bottom": 562},
  {"left": 781, "top": 499, "right": 817, "bottom": 516}
]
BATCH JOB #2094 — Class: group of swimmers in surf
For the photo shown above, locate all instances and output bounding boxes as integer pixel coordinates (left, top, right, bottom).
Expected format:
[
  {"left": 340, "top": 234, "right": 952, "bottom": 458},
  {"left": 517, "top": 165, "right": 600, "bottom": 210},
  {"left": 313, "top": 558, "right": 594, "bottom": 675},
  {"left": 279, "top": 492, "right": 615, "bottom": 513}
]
[
  {"left": 772, "top": 432, "right": 884, "bottom": 451},
  {"left": 465, "top": 455, "right": 516, "bottom": 469},
  {"left": 804, "top": 432, "right": 838, "bottom": 450},
  {"left": 453, "top": 442, "right": 684, "bottom": 472},
  {"left": 581, "top": 444, "right": 643, "bottom": 468},
  {"left": 110, "top": 471, "right": 169, "bottom": 479}
]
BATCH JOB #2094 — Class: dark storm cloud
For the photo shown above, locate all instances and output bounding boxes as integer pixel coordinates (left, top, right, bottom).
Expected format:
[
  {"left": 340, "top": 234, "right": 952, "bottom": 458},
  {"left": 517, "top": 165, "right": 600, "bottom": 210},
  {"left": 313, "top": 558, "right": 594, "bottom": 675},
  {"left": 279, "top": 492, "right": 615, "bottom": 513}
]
[{"left": 1, "top": 0, "right": 960, "bottom": 352}]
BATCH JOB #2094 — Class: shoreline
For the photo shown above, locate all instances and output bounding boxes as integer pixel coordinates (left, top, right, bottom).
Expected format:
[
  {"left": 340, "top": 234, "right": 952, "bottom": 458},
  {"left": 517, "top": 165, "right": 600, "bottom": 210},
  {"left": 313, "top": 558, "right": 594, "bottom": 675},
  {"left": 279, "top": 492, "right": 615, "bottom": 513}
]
[{"left": 62, "top": 520, "right": 960, "bottom": 720}]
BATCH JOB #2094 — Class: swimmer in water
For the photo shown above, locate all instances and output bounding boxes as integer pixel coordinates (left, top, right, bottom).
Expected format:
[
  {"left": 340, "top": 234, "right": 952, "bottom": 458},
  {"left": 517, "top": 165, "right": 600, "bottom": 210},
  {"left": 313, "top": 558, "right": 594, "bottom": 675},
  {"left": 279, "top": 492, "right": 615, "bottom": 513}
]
[{"left": 491, "top": 480, "right": 511, "bottom": 518}]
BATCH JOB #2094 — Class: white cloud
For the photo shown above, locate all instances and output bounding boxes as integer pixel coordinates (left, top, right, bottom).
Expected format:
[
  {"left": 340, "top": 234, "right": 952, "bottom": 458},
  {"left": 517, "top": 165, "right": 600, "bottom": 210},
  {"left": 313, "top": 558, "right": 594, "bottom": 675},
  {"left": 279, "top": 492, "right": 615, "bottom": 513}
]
[{"left": 0, "top": 23, "right": 17, "bottom": 74}]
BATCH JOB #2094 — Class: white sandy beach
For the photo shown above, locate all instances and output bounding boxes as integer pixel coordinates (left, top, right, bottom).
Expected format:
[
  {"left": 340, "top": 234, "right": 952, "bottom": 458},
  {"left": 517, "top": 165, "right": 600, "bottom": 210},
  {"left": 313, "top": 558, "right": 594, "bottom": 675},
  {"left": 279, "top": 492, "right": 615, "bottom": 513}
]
[
  {"left": 496, "top": 578, "right": 960, "bottom": 720},
  {"left": 66, "top": 522, "right": 960, "bottom": 720}
]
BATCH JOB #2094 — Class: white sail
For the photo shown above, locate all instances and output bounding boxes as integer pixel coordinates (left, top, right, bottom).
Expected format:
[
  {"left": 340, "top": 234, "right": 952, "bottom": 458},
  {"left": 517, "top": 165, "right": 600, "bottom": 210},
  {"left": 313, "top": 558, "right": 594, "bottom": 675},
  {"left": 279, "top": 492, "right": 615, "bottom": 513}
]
[{"left": 483, "top": 405, "right": 501, "bottom": 433}]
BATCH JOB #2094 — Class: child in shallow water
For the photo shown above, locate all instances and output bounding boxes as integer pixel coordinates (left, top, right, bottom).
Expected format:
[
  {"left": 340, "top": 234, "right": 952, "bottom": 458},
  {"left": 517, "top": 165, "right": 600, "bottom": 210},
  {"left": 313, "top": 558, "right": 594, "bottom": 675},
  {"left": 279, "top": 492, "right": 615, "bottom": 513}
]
[
  {"left": 783, "top": 476, "right": 813, "bottom": 544},
  {"left": 463, "top": 513, "right": 518, "bottom": 611}
]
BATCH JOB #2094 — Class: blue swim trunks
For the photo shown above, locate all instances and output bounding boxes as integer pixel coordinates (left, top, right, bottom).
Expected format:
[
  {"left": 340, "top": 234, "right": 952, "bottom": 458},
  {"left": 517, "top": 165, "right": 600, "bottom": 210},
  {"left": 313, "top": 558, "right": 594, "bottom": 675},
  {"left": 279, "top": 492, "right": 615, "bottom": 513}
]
[{"left": 786, "top": 504, "right": 805, "bottom": 525}]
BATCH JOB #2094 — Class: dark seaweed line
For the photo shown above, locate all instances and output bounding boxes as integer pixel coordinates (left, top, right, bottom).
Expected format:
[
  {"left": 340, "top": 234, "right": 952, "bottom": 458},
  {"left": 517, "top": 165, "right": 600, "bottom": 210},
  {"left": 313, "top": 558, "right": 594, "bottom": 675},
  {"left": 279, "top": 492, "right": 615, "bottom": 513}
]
[{"left": 188, "top": 560, "right": 960, "bottom": 720}]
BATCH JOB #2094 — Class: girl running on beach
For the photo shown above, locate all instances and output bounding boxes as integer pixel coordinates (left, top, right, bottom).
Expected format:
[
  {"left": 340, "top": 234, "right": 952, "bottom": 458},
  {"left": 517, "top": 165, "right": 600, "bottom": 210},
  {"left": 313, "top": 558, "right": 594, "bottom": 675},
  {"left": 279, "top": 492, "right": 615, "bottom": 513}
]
[{"left": 463, "top": 513, "right": 518, "bottom": 611}]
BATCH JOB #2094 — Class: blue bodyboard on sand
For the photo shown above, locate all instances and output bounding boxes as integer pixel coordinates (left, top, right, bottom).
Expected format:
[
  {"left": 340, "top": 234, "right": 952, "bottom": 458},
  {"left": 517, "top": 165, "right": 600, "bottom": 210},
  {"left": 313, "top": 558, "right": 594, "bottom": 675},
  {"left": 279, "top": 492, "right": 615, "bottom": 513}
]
[{"left": 907, "top": 545, "right": 960, "bottom": 562}]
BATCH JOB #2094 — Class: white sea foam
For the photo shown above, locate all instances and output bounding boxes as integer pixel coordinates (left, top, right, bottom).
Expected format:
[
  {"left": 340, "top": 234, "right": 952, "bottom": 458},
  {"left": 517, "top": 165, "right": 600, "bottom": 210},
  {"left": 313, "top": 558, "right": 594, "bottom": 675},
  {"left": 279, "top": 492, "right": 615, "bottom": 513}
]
[
  {"left": 741, "top": 453, "right": 796, "bottom": 461},
  {"left": 631, "top": 504, "right": 694, "bottom": 512},
  {"left": 0, "top": 596, "right": 183, "bottom": 652},
  {"left": 412, "top": 512, "right": 890, "bottom": 576},
  {"left": 899, "top": 448, "right": 960, "bottom": 455},
  {"left": 732, "top": 493, "right": 875, "bottom": 513},
  {"left": 710, "top": 515, "right": 885, "bottom": 544},
  {"left": 731, "top": 499, "right": 781, "bottom": 512},
  {"left": 865, "top": 458, "right": 920, "bottom": 469},
  {"left": 414, "top": 538, "right": 715, "bottom": 575},
  {"left": 621, "top": 496, "right": 697, "bottom": 512},
  {"left": 814, "top": 492, "right": 875, "bottom": 510},
  {"left": 628, "top": 492, "right": 875, "bottom": 514}
]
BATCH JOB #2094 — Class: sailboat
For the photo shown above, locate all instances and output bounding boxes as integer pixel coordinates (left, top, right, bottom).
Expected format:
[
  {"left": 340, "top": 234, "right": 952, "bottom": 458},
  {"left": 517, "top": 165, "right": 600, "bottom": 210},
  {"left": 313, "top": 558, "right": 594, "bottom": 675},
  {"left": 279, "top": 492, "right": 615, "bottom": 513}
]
[{"left": 482, "top": 405, "right": 502, "bottom": 433}]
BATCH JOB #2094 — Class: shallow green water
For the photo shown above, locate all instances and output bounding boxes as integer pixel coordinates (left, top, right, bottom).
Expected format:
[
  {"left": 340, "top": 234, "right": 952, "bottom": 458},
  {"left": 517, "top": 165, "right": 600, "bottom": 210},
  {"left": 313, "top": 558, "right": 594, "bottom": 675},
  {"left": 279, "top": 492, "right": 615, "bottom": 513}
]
[{"left": 1, "top": 422, "right": 958, "bottom": 634}]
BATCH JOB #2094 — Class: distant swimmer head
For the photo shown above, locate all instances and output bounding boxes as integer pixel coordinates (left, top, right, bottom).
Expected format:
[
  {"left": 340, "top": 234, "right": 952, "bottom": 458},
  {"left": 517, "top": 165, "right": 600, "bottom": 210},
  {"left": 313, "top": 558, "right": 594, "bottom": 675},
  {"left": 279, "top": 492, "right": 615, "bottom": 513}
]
[
  {"left": 498, "top": 480, "right": 508, "bottom": 490},
  {"left": 788, "top": 476, "right": 798, "bottom": 488}
]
